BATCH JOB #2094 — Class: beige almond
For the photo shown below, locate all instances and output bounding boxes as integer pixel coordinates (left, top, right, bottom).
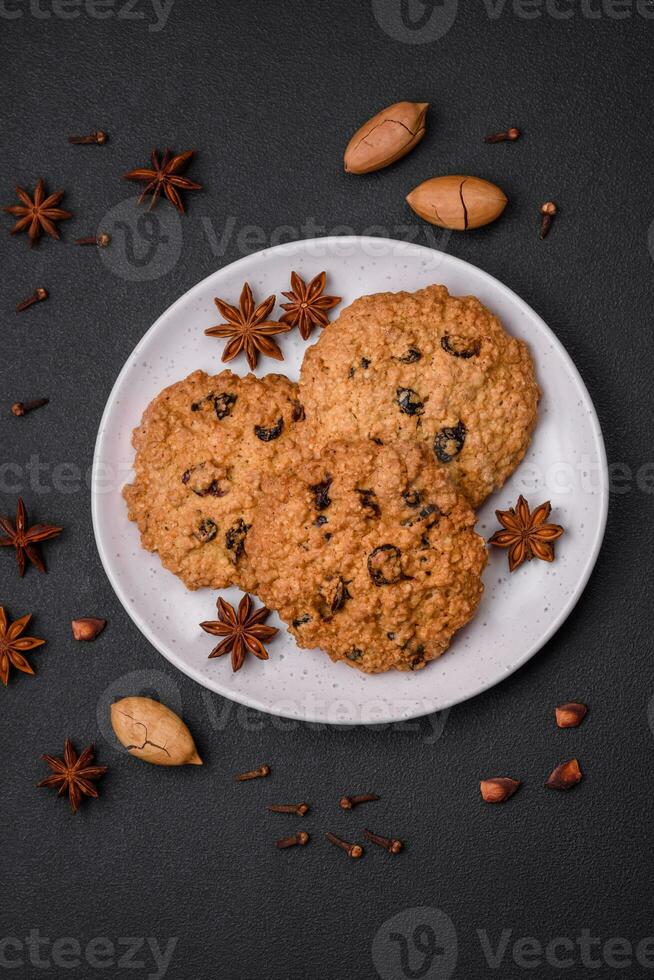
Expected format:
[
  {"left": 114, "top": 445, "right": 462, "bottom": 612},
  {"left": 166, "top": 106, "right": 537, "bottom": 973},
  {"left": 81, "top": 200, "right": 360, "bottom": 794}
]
[
  {"left": 406, "top": 175, "right": 508, "bottom": 230},
  {"left": 344, "top": 101, "right": 428, "bottom": 174},
  {"left": 110, "top": 696, "right": 203, "bottom": 766}
]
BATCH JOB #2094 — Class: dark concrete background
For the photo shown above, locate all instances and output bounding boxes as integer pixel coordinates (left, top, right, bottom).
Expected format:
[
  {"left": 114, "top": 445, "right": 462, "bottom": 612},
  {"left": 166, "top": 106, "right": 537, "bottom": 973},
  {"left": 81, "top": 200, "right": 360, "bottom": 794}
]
[{"left": 1, "top": 2, "right": 653, "bottom": 978}]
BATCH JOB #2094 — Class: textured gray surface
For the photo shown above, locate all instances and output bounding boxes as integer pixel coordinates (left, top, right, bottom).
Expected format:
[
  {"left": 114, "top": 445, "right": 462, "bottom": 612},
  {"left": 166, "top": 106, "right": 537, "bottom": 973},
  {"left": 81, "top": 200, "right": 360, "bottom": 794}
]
[{"left": 1, "top": 2, "right": 653, "bottom": 978}]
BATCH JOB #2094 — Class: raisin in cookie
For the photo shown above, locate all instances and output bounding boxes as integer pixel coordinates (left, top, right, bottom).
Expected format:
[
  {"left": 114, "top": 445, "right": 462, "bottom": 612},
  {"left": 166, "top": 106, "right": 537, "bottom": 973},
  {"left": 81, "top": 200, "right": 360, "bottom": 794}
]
[
  {"left": 123, "top": 369, "right": 305, "bottom": 591},
  {"left": 247, "top": 439, "right": 487, "bottom": 673},
  {"left": 299, "top": 284, "right": 539, "bottom": 508}
]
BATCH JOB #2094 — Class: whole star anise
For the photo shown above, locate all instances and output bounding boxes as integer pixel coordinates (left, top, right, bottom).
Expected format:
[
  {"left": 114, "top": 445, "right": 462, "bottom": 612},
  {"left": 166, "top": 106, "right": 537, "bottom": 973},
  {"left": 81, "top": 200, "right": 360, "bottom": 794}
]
[
  {"left": 3, "top": 178, "right": 72, "bottom": 247},
  {"left": 37, "top": 739, "right": 107, "bottom": 813},
  {"left": 123, "top": 148, "right": 201, "bottom": 213},
  {"left": 204, "top": 282, "right": 291, "bottom": 370},
  {"left": 280, "top": 271, "right": 341, "bottom": 340},
  {"left": 489, "top": 495, "right": 564, "bottom": 572},
  {"left": 200, "top": 593, "right": 278, "bottom": 672},
  {"left": 0, "top": 497, "right": 63, "bottom": 577},
  {"left": 0, "top": 607, "right": 45, "bottom": 686}
]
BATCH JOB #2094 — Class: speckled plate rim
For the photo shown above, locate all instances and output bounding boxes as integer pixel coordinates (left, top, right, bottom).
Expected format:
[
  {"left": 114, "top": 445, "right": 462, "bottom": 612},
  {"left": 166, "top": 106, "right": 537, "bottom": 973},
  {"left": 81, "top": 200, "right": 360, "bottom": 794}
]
[{"left": 92, "top": 236, "right": 608, "bottom": 724}]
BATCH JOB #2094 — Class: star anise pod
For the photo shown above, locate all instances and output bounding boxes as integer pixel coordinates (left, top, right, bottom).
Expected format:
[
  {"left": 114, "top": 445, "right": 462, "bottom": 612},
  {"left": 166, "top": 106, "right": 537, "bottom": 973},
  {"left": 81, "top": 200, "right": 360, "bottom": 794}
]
[
  {"left": 3, "top": 177, "right": 72, "bottom": 247},
  {"left": 37, "top": 739, "right": 107, "bottom": 814},
  {"left": 204, "top": 282, "right": 291, "bottom": 370},
  {"left": 0, "top": 607, "right": 45, "bottom": 686},
  {"left": 0, "top": 497, "right": 63, "bottom": 577},
  {"left": 280, "top": 271, "right": 341, "bottom": 341},
  {"left": 123, "top": 148, "right": 202, "bottom": 213},
  {"left": 489, "top": 495, "right": 564, "bottom": 572},
  {"left": 200, "top": 593, "right": 278, "bottom": 672}
]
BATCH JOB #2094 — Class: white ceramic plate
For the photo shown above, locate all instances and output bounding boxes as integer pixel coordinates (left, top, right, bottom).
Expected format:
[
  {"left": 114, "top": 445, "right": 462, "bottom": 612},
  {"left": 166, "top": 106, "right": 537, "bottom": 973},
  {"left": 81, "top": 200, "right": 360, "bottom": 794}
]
[{"left": 92, "top": 237, "right": 607, "bottom": 725}]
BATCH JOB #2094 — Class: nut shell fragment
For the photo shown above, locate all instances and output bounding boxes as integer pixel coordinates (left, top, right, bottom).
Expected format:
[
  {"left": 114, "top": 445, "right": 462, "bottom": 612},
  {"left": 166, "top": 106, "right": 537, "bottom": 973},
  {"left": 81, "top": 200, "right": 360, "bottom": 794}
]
[
  {"left": 406, "top": 175, "right": 507, "bottom": 230},
  {"left": 479, "top": 776, "right": 521, "bottom": 803},
  {"left": 555, "top": 702, "right": 587, "bottom": 728},
  {"left": 545, "top": 758, "right": 582, "bottom": 790},
  {"left": 110, "top": 696, "right": 203, "bottom": 766},
  {"left": 344, "top": 101, "right": 428, "bottom": 174},
  {"left": 71, "top": 617, "right": 106, "bottom": 641}
]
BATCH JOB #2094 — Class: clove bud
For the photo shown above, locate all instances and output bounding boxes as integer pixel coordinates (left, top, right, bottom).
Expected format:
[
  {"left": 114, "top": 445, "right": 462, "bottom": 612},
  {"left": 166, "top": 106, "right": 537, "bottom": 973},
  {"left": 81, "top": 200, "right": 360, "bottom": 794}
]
[
  {"left": 16, "top": 287, "right": 48, "bottom": 312},
  {"left": 276, "top": 832, "right": 309, "bottom": 849},
  {"left": 480, "top": 777, "right": 521, "bottom": 803},
  {"left": 268, "top": 803, "right": 310, "bottom": 816},
  {"left": 76, "top": 233, "right": 111, "bottom": 247},
  {"left": 71, "top": 617, "right": 106, "bottom": 641},
  {"left": 555, "top": 702, "right": 587, "bottom": 728},
  {"left": 339, "top": 793, "right": 379, "bottom": 810},
  {"left": 540, "top": 201, "right": 557, "bottom": 239},
  {"left": 69, "top": 130, "right": 108, "bottom": 145},
  {"left": 363, "top": 829, "right": 403, "bottom": 854},
  {"left": 484, "top": 127, "right": 521, "bottom": 143},
  {"left": 235, "top": 764, "right": 270, "bottom": 781},
  {"left": 12, "top": 398, "right": 48, "bottom": 417},
  {"left": 325, "top": 832, "right": 363, "bottom": 859},
  {"left": 545, "top": 758, "right": 582, "bottom": 791}
]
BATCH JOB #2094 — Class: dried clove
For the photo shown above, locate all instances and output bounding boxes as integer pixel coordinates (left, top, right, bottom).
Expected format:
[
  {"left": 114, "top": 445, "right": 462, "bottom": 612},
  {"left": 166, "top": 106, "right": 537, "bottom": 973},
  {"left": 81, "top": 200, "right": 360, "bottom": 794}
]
[
  {"left": 12, "top": 399, "right": 48, "bottom": 417},
  {"left": 484, "top": 127, "right": 521, "bottom": 143},
  {"left": 268, "top": 803, "right": 309, "bottom": 816},
  {"left": 540, "top": 201, "right": 557, "bottom": 239},
  {"left": 325, "top": 832, "right": 363, "bottom": 859},
  {"left": 16, "top": 287, "right": 48, "bottom": 312},
  {"left": 276, "top": 831, "right": 309, "bottom": 849},
  {"left": 68, "top": 130, "right": 108, "bottom": 145},
  {"left": 363, "top": 828, "right": 403, "bottom": 854},
  {"left": 339, "top": 793, "right": 380, "bottom": 810},
  {"left": 75, "top": 233, "right": 111, "bottom": 247},
  {"left": 235, "top": 764, "right": 270, "bottom": 781}
]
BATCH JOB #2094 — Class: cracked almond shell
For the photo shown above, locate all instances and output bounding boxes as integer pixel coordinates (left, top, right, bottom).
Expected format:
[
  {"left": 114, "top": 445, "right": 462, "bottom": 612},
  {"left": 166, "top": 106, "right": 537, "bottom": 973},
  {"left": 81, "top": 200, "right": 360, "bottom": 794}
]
[
  {"left": 110, "top": 696, "right": 203, "bottom": 766},
  {"left": 406, "top": 175, "right": 507, "bottom": 230},
  {"left": 344, "top": 101, "right": 429, "bottom": 174}
]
